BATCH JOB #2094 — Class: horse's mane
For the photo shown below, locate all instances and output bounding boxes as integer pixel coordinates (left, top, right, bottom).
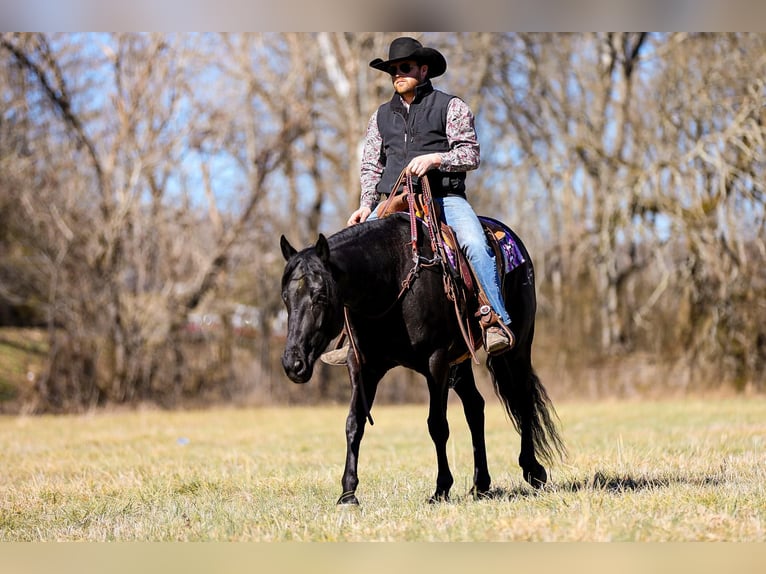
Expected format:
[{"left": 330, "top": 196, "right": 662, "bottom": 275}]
[
  {"left": 282, "top": 215, "right": 411, "bottom": 287},
  {"left": 327, "top": 213, "right": 410, "bottom": 250}
]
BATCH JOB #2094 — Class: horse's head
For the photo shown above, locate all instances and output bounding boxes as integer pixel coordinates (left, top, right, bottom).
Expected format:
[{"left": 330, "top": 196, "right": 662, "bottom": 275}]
[{"left": 279, "top": 233, "right": 344, "bottom": 384}]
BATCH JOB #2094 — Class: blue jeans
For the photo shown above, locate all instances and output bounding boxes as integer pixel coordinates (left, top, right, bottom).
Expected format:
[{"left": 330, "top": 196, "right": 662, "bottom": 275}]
[
  {"left": 437, "top": 196, "right": 511, "bottom": 326},
  {"left": 368, "top": 195, "right": 511, "bottom": 326}
]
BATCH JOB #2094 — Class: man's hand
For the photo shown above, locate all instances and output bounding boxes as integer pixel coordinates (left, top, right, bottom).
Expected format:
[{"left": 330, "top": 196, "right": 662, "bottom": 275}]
[
  {"left": 406, "top": 153, "right": 442, "bottom": 178},
  {"left": 347, "top": 206, "right": 372, "bottom": 226}
]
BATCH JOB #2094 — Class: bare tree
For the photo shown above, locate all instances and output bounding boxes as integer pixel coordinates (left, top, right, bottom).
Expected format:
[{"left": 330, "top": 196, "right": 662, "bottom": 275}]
[
  {"left": 2, "top": 32, "right": 764, "bottom": 411},
  {"left": 482, "top": 32, "right": 766, "bottom": 390},
  {"left": 0, "top": 33, "right": 313, "bottom": 410},
  {"left": 638, "top": 33, "right": 766, "bottom": 388}
]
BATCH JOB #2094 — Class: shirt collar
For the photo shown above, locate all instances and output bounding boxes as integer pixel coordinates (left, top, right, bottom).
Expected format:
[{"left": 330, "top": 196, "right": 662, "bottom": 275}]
[{"left": 390, "top": 80, "right": 434, "bottom": 111}]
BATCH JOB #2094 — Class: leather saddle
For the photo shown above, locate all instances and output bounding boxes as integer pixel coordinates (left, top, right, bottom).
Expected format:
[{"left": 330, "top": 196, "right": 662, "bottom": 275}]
[
  {"left": 375, "top": 192, "right": 524, "bottom": 301},
  {"left": 375, "top": 191, "right": 525, "bottom": 359}
]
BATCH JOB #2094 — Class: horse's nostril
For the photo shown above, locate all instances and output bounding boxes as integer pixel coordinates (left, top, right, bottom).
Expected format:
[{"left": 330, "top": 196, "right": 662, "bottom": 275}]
[
  {"left": 282, "top": 351, "right": 307, "bottom": 378},
  {"left": 282, "top": 355, "right": 296, "bottom": 369}
]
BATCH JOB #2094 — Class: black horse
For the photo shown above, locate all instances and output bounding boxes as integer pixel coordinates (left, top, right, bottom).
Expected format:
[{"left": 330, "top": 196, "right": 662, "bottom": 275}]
[{"left": 280, "top": 213, "right": 565, "bottom": 504}]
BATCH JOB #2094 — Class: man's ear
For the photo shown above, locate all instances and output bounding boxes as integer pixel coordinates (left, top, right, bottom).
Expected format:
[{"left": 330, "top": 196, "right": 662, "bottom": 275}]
[
  {"left": 280, "top": 235, "right": 298, "bottom": 261},
  {"left": 315, "top": 234, "right": 330, "bottom": 264}
]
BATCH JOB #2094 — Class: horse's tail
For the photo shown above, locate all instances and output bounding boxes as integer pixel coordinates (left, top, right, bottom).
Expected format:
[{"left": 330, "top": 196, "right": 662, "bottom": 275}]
[{"left": 487, "top": 354, "right": 567, "bottom": 465}]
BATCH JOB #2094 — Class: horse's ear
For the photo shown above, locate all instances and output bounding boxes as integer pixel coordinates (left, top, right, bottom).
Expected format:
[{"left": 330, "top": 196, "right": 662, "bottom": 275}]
[
  {"left": 280, "top": 235, "right": 298, "bottom": 261},
  {"left": 315, "top": 234, "right": 330, "bottom": 264}
]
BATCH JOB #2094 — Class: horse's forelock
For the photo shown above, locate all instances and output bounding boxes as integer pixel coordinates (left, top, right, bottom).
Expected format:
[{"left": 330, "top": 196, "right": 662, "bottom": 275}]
[{"left": 282, "top": 246, "right": 335, "bottom": 293}]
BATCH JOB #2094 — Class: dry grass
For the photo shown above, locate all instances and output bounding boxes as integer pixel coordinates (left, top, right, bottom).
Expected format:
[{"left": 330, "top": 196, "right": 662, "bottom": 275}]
[{"left": 1, "top": 396, "right": 765, "bottom": 541}]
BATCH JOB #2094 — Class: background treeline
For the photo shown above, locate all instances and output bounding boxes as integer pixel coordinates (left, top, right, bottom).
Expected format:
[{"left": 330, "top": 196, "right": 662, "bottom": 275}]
[{"left": 1, "top": 33, "right": 764, "bottom": 413}]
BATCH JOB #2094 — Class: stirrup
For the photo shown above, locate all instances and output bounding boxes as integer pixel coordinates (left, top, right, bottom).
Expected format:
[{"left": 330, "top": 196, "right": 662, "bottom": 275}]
[{"left": 484, "top": 325, "right": 515, "bottom": 355}]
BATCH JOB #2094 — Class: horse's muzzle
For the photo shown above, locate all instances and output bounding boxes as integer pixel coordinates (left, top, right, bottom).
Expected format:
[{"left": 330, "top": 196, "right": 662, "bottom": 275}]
[{"left": 281, "top": 349, "right": 313, "bottom": 384}]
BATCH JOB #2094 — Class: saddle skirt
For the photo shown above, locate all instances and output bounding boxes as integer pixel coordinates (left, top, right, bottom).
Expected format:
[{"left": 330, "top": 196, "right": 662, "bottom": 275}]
[
  {"left": 433, "top": 214, "right": 526, "bottom": 362},
  {"left": 446, "top": 216, "right": 525, "bottom": 277},
  {"left": 439, "top": 216, "right": 526, "bottom": 298}
]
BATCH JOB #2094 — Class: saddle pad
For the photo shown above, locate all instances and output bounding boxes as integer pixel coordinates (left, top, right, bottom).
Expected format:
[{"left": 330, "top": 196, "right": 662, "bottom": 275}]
[
  {"left": 479, "top": 216, "right": 526, "bottom": 273},
  {"left": 440, "top": 216, "right": 525, "bottom": 277}
]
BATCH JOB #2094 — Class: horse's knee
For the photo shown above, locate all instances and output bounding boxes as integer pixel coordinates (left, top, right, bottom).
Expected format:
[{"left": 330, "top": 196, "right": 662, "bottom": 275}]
[{"left": 427, "top": 415, "right": 449, "bottom": 442}]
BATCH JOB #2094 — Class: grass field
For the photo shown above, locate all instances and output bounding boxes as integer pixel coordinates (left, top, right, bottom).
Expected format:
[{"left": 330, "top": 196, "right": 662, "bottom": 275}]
[{"left": 1, "top": 396, "right": 765, "bottom": 542}]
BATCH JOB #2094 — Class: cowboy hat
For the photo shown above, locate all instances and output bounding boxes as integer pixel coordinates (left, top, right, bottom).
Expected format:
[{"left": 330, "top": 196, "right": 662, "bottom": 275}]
[{"left": 369, "top": 37, "right": 447, "bottom": 78}]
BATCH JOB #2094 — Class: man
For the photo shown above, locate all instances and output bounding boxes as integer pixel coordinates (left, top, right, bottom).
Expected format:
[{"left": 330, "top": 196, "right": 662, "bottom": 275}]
[{"left": 322, "top": 36, "right": 513, "bottom": 365}]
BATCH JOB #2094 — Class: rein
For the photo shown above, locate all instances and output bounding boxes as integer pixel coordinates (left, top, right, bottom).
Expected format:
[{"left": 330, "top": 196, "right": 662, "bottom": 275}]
[
  {"left": 363, "top": 255, "right": 434, "bottom": 320},
  {"left": 359, "top": 171, "right": 441, "bottom": 321},
  {"left": 342, "top": 173, "right": 430, "bottom": 427},
  {"left": 343, "top": 307, "right": 374, "bottom": 426}
]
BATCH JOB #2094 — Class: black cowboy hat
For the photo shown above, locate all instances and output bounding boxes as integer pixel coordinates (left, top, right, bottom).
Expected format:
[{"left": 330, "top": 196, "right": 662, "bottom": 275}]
[{"left": 369, "top": 37, "right": 447, "bottom": 78}]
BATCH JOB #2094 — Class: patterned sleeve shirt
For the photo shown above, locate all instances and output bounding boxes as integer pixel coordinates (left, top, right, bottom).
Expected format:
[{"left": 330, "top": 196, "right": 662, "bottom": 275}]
[{"left": 359, "top": 96, "right": 481, "bottom": 210}]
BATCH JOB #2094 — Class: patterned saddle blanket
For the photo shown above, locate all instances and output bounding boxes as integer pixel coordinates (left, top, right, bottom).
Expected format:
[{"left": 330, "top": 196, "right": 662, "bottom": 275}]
[
  {"left": 377, "top": 196, "right": 525, "bottom": 290},
  {"left": 441, "top": 216, "right": 526, "bottom": 279}
]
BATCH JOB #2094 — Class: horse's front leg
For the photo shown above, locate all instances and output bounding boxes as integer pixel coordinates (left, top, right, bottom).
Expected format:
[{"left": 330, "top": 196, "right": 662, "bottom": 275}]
[
  {"left": 449, "top": 361, "right": 491, "bottom": 497},
  {"left": 338, "top": 360, "right": 381, "bottom": 506},
  {"left": 426, "top": 354, "right": 453, "bottom": 503}
]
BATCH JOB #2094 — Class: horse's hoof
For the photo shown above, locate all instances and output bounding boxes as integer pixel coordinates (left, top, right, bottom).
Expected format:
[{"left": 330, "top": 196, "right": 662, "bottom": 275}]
[
  {"left": 337, "top": 492, "right": 360, "bottom": 505},
  {"left": 428, "top": 492, "right": 450, "bottom": 504},
  {"left": 523, "top": 464, "right": 548, "bottom": 489},
  {"left": 469, "top": 485, "right": 491, "bottom": 500}
]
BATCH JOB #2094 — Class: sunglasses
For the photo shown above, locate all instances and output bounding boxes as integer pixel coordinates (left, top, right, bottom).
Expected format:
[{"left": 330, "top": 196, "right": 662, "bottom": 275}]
[{"left": 387, "top": 62, "right": 418, "bottom": 76}]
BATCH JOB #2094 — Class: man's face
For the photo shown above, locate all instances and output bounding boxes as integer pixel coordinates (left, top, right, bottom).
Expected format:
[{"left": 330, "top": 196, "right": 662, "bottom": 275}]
[{"left": 388, "top": 60, "right": 428, "bottom": 97}]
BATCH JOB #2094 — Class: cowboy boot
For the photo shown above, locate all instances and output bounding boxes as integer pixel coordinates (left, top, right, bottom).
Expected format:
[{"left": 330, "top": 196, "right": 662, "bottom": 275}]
[{"left": 320, "top": 345, "right": 349, "bottom": 366}]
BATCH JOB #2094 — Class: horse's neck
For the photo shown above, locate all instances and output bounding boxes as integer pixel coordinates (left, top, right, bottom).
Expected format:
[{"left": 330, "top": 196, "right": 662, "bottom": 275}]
[{"left": 329, "top": 223, "right": 409, "bottom": 306}]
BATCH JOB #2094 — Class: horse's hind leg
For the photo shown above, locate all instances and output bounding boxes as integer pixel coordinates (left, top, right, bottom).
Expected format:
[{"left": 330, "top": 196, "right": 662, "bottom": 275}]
[
  {"left": 449, "top": 361, "right": 491, "bottom": 496},
  {"left": 488, "top": 352, "right": 563, "bottom": 489},
  {"left": 510, "top": 358, "right": 548, "bottom": 487}
]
